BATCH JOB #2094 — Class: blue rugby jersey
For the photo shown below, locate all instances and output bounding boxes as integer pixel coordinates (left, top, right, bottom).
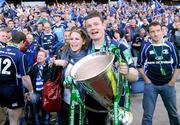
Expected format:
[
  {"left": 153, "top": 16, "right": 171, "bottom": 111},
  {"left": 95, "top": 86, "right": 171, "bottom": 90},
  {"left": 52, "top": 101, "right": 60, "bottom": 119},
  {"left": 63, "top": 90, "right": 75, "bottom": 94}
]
[
  {"left": 25, "top": 41, "right": 39, "bottom": 67},
  {"left": 137, "top": 40, "right": 180, "bottom": 85},
  {"left": 0, "top": 46, "right": 28, "bottom": 85},
  {"left": 40, "top": 32, "right": 58, "bottom": 50},
  {"left": 52, "top": 23, "right": 66, "bottom": 48}
]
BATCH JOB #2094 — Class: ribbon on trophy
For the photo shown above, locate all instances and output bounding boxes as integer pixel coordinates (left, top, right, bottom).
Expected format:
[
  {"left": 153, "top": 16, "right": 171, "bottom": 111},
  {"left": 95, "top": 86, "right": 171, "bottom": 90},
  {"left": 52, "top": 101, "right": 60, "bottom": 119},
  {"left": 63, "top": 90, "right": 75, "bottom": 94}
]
[
  {"left": 108, "top": 44, "right": 131, "bottom": 125},
  {"left": 64, "top": 76, "right": 85, "bottom": 125}
]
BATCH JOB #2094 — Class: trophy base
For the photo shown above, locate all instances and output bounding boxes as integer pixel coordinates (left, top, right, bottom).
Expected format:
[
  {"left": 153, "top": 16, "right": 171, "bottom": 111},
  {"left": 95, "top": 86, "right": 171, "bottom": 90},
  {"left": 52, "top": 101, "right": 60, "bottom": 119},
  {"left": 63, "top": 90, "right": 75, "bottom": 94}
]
[{"left": 105, "top": 108, "right": 133, "bottom": 125}]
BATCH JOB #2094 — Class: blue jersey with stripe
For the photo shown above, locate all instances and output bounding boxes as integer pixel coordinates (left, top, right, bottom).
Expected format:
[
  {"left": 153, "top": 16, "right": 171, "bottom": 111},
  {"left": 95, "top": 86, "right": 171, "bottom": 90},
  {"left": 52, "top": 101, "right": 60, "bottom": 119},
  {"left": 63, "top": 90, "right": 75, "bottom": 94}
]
[
  {"left": 137, "top": 40, "right": 180, "bottom": 85},
  {"left": 0, "top": 46, "right": 28, "bottom": 86}
]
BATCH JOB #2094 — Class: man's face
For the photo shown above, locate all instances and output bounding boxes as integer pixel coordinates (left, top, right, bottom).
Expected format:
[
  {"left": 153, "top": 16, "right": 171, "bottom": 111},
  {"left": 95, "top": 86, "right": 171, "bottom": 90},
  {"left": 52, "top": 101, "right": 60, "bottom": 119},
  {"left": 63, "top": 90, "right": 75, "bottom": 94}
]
[
  {"left": 139, "top": 29, "right": 146, "bottom": 37},
  {"left": 85, "top": 17, "right": 105, "bottom": 41},
  {"left": 8, "top": 21, "right": 14, "bottom": 29},
  {"left": 149, "top": 25, "right": 163, "bottom": 43},
  {"left": 64, "top": 31, "right": 71, "bottom": 43},
  {"left": 54, "top": 16, "right": 61, "bottom": 23},
  {"left": 27, "top": 34, "right": 33, "bottom": 43},
  {"left": 37, "top": 24, "right": 43, "bottom": 32},
  {"left": 0, "top": 31, "right": 8, "bottom": 43},
  {"left": 37, "top": 51, "right": 46, "bottom": 63},
  {"left": 43, "top": 23, "right": 51, "bottom": 33},
  {"left": 22, "top": 29, "right": 29, "bottom": 36},
  {"left": 162, "top": 26, "right": 168, "bottom": 36}
]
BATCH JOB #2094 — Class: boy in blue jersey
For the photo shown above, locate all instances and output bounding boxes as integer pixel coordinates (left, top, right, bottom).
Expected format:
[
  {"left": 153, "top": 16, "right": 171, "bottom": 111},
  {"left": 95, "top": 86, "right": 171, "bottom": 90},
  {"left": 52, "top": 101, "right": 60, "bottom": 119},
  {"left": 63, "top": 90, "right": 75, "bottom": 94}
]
[
  {"left": 0, "top": 32, "right": 34, "bottom": 125},
  {"left": 137, "top": 21, "right": 180, "bottom": 125},
  {"left": 84, "top": 10, "right": 138, "bottom": 125}
]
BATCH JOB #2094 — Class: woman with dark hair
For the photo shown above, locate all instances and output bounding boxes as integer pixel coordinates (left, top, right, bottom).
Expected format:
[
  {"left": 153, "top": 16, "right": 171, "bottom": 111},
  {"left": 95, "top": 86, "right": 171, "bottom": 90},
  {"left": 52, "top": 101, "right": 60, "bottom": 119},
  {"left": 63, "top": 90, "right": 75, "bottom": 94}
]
[{"left": 52, "top": 26, "right": 90, "bottom": 125}]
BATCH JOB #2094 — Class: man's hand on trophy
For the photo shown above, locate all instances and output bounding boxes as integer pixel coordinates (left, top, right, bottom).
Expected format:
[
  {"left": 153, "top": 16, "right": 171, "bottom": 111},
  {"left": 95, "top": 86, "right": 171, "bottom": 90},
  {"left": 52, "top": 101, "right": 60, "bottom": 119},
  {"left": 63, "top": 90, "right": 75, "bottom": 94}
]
[{"left": 119, "top": 63, "right": 129, "bottom": 75}]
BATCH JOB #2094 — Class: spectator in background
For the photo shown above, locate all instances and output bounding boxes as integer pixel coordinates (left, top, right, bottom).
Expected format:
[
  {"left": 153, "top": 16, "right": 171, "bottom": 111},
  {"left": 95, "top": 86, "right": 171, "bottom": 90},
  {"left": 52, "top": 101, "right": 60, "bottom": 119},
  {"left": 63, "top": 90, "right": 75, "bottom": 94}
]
[
  {"left": 0, "top": 29, "right": 8, "bottom": 48},
  {"left": 112, "top": 30, "right": 129, "bottom": 48},
  {"left": 20, "top": 26, "right": 32, "bottom": 52},
  {"left": 162, "top": 24, "right": 172, "bottom": 42},
  {"left": 141, "top": 18, "right": 149, "bottom": 32},
  {"left": 55, "top": 29, "right": 71, "bottom": 57},
  {"left": 4, "top": 27, "right": 12, "bottom": 43},
  {"left": 137, "top": 21, "right": 180, "bottom": 125},
  {"left": 52, "top": 13, "right": 66, "bottom": 49},
  {"left": 0, "top": 15, "right": 6, "bottom": 29},
  {"left": 37, "top": 9, "right": 49, "bottom": 24},
  {"left": 24, "top": 34, "right": 39, "bottom": 68},
  {"left": 125, "top": 18, "right": 139, "bottom": 55},
  {"left": 171, "top": 15, "right": 180, "bottom": 53},
  {"left": 7, "top": 19, "right": 16, "bottom": 34},
  {"left": 39, "top": 22, "right": 58, "bottom": 56},
  {"left": 132, "top": 28, "right": 147, "bottom": 57},
  {"left": 32, "top": 22, "right": 43, "bottom": 44},
  {"left": 28, "top": 50, "right": 52, "bottom": 125}
]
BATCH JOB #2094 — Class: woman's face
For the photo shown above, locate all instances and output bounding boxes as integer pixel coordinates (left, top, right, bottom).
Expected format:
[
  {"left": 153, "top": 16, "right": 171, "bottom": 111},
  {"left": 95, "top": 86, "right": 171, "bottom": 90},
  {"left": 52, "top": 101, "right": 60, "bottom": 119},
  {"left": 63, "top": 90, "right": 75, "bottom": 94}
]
[{"left": 69, "top": 32, "right": 85, "bottom": 53}]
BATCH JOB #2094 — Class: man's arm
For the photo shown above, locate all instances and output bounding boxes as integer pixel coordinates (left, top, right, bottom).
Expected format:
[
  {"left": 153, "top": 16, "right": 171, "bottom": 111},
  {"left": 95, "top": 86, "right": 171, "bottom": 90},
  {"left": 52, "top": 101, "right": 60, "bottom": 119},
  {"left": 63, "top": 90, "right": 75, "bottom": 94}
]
[
  {"left": 22, "top": 75, "right": 34, "bottom": 93},
  {"left": 168, "top": 68, "right": 180, "bottom": 86}
]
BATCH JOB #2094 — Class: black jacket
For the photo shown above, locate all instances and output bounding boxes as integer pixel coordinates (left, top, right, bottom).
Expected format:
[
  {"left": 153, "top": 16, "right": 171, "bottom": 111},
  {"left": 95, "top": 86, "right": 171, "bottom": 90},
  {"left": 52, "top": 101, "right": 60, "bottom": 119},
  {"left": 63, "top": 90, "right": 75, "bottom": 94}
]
[{"left": 28, "top": 63, "right": 52, "bottom": 92}]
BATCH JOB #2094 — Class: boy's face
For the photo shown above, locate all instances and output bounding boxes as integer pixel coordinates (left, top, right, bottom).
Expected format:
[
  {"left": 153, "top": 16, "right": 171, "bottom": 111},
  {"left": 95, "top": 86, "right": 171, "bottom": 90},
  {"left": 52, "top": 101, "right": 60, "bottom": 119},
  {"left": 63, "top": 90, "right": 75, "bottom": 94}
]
[{"left": 85, "top": 17, "right": 105, "bottom": 42}]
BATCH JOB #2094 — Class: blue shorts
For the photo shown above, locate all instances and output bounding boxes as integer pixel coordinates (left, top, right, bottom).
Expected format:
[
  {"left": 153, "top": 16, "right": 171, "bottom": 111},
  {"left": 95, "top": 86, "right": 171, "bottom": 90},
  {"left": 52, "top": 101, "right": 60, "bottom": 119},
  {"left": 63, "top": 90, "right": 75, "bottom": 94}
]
[{"left": 0, "top": 84, "right": 25, "bottom": 109}]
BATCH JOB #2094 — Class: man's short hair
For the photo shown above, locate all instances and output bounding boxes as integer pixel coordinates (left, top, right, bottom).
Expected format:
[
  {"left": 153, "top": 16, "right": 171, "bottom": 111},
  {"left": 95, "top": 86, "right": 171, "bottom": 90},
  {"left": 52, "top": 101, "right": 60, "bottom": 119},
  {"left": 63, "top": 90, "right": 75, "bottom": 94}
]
[
  {"left": 84, "top": 10, "right": 104, "bottom": 22},
  {"left": 12, "top": 32, "right": 26, "bottom": 44},
  {"left": 148, "top": 21, "right": 162, "bottom": 32}
]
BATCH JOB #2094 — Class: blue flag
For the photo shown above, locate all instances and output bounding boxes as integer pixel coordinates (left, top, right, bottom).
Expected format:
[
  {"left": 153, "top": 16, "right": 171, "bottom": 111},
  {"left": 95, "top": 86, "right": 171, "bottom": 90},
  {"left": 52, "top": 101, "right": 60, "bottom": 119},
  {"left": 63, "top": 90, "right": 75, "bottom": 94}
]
[
  {"left": 0, "top": 0, "right": 5, "bottom": 7},
  {"left": 153, "top": 0, "right": 163, "bottom": 16}
]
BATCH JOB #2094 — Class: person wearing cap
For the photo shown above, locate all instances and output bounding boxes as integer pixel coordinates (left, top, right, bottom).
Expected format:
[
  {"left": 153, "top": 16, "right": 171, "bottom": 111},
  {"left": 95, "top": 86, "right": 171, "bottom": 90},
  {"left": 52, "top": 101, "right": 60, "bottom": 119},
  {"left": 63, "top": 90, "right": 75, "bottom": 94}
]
[{"left": 52, "top": 13, "right": 66, "bottom": 50}]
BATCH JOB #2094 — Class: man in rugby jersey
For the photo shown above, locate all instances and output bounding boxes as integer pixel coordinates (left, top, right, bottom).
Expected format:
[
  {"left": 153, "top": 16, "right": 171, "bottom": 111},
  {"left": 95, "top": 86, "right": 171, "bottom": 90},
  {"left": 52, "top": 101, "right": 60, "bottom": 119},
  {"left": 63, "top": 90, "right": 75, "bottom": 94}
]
[
  {"left": 0, "top": 32, "right": 33, "bottom": 125},
  {"left": 137, "top": 21, "right": 180, "bottom": 125}
]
